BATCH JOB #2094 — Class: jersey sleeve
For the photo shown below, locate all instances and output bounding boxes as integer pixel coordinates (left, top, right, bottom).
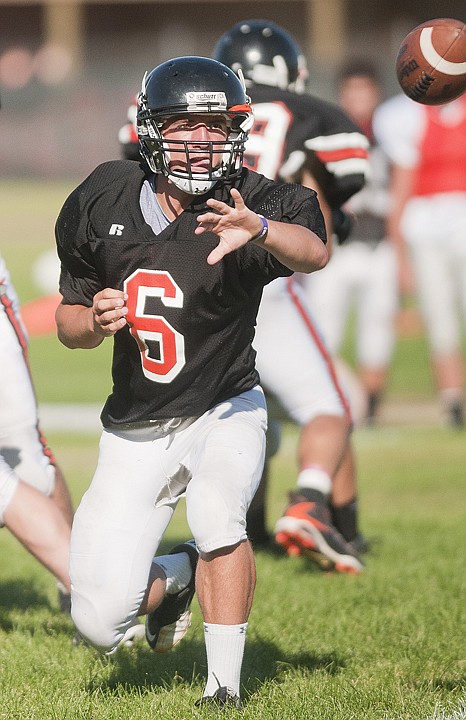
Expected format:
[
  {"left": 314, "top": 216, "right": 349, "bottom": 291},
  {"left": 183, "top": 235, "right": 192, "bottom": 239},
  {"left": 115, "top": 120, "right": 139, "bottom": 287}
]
[
  {"left": 55, "top": 186, "right": 102, "bottom": 307},
  {"left": 295, "top": 98, "right": 369, "bottom": 208},
  {"left": 303, "top": 131, "right": 369, "bottom": 207},
  {"left": 241, "top": 178, "right": 327, "bottom": 281},
  {"left": 258, "top": 182, "right": 326, "bottom": 242}
]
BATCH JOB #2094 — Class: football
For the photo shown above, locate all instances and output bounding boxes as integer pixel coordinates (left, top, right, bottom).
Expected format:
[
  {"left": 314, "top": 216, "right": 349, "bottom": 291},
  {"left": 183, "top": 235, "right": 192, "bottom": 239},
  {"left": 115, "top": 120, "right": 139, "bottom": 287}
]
[{"left": 396, "top": 17, "right": 466, "bottom": 105}]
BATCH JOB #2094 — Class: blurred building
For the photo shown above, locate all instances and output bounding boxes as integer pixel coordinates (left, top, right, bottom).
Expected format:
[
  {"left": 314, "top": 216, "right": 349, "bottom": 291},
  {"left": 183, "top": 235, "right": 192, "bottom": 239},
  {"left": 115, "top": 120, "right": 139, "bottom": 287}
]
[{"left": 0, "top": 0, "right": 464, "bottom": 178}]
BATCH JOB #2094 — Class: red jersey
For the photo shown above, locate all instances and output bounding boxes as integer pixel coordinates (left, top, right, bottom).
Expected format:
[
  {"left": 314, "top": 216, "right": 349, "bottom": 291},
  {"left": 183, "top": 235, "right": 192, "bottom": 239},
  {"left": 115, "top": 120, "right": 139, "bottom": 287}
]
[{"left": 414, "top": 97, "right": 466, "bottom": 196}]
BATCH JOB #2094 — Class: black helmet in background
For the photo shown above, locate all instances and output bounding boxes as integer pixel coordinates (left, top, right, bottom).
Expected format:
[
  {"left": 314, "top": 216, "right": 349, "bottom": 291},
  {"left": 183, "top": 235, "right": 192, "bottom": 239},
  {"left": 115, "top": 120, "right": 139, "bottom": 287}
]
[{"left": 213, "top": 19, "right": 308, "bottom": 93}]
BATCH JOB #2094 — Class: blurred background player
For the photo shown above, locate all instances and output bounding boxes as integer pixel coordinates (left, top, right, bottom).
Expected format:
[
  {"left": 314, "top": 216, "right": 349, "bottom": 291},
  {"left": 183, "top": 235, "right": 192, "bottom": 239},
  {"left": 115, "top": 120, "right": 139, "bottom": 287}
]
[
  {"left": 211, "top": 19, "right": 370, "bottom": 567},
  {"left": 118, "top": 53, "right": 367, "bottom": 570},
  {"left": 0, "top": 253, "right": 73, "bottom": 610},
  {"left": 303, "top": 59, "right": 398, "bottom": 425},
  {"left": 374, "top": 92, "right": 466, "bottom": 427}
]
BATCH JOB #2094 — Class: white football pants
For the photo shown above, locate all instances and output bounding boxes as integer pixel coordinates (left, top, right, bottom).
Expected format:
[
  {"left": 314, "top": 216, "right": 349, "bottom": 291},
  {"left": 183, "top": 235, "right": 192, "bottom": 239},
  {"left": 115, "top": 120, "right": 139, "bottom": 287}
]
[
  {"left": 70, "top": 386, "right": 267, "bottom": 652},
  {"left": 254, "top": 276, "right": 351, "bottom": 425},
  {"left": 402, "top": 193, "right": 466, "bottom": 356},
  {"left": 301, "top": 240, "right": 398, "bottom": 369},
  {"left": 0, "top": 256, "right": 56, "bottom": 522}
]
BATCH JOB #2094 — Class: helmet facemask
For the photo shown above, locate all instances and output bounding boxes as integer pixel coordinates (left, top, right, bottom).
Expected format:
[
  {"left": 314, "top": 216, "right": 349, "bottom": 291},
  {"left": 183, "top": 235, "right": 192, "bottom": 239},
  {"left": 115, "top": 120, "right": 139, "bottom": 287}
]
[{"left": 137, "top": 68, "right": 253, "bottom": 195}]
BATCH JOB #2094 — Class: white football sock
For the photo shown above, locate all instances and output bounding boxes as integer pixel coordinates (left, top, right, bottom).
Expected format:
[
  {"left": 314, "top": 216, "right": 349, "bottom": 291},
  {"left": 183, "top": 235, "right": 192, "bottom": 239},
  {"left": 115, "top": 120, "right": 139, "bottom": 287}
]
[
  {"left": 203, "top": 622, "right": 247, "bottom": 697},
  {"left": 153, "top": 551, "right": 193, "bottom": 595},
  {"left": 296, "top": 465, "right": 332, "bottom": 496},
  {"left": 440, "top": 387, "right": 464, "bottom": 404}
]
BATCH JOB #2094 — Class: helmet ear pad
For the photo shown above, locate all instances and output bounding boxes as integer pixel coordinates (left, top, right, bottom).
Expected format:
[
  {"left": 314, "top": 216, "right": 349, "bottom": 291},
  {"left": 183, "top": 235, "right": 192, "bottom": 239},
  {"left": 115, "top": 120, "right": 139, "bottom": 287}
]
[{"left": 136, "top": 56, "right": 253, "bottom": 194}]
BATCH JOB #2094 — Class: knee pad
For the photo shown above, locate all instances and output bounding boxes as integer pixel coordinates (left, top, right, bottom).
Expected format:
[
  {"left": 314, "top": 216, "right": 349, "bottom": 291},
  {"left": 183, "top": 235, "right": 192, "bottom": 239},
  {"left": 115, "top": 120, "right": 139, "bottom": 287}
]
[
  {"left": 71, "top": 589, "right": 136, "bottom": 654},
  {"left": 186, "top": 400, "right": 266, "bottom": 552},
  {"left": 186, "top": 474, "right": 250, "bottom": 554}
]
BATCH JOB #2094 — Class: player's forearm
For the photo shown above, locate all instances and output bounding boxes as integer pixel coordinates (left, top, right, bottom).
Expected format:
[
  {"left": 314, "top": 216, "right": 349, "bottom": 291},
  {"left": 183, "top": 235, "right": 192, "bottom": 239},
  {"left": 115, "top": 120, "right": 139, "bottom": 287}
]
[
  {"left": 254, "top": 220, "right": 329, "bottom": 273},
  {"left": 55, "top": 303, "right": 105, "bottom": 349}
]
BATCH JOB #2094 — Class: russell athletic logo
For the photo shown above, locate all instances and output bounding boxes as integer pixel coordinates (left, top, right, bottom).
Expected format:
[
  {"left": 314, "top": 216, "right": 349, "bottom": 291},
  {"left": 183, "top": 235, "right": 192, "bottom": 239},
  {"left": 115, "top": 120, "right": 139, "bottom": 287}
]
[{"left": 109, "top": 224, "right": 125, "bottom": 236}]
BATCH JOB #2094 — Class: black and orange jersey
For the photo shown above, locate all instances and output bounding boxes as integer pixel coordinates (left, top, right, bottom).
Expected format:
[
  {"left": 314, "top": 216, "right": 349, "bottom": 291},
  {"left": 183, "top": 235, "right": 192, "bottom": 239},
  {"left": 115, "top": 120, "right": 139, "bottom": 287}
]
[
  {"left": 56, "top": 160, "right": 325, "bottom": 426},
  {"left": 244, "top": 84, "right": 369, "bottom": 209}
]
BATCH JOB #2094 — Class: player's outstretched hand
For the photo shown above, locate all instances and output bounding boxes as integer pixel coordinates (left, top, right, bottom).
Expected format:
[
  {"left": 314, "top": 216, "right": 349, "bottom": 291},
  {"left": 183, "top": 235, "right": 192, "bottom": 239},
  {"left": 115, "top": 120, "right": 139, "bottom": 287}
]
[
  {"left": 195, "top": 188, "right": 264, "bottom": 265},
  {"left": 91, "top": 288, "right": 128, "bottom": 337}
]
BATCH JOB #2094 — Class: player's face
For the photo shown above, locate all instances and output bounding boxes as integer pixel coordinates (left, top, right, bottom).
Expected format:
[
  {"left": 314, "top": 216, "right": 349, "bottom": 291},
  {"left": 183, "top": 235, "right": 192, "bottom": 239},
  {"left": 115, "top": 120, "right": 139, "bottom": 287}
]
[
  {"left": 339, "top": 76, "right": 381, "bottom": 124},
  {"left": 161, "top": 114, "right": 229, "bottom": 173}
]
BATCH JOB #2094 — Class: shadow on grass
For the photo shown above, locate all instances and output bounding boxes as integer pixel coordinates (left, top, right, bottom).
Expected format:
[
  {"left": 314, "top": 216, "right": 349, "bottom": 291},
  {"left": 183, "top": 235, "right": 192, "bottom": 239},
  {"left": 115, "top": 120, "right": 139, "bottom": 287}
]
[
  {"left": 0, "top": 579, "right": 51, "bottom": 631},
  {"left": 0, "top": 579, "right": 50, "bottom": 611},
  {"left": 89, "top": 635, "right": 347, "bottom": 703},
  {"left": 0, "top": 580, "right": 75, "bottom": 639},
  {"left": 80, "top": 534, "right": 347, "bottom": 702},
  {"left": 421, "top": 676, "right": 466, "bottom": 693}
]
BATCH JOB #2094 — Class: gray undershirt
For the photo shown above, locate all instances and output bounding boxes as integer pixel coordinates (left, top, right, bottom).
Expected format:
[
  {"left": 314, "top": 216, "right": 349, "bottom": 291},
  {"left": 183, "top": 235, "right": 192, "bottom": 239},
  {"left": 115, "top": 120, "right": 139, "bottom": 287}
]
[{"left": 139, "top": 176, "right": 171, "bottom": 234}]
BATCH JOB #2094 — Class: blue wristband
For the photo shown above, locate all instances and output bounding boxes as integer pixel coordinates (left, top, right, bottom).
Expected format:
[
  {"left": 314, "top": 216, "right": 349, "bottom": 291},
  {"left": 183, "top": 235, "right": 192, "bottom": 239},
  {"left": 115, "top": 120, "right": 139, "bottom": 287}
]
[{"left": 249, "top": 214, "right": 268, "bottom": 242}]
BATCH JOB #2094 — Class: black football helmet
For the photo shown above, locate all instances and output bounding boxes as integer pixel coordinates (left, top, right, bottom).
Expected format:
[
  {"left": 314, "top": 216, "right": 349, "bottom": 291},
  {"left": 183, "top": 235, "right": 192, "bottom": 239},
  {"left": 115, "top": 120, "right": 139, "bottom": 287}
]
[
  {"left": 213, "top": 20, "right": 308, "bottom": 93},
  {"left": 137, "top": 56, "right": 253, "bottom": 194}
]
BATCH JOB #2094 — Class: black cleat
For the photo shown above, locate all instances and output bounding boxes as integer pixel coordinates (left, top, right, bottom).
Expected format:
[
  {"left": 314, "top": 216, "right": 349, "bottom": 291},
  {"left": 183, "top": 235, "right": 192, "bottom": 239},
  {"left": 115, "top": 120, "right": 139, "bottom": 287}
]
[
  {"left": 58, "top": 588, "right": 71, "bottom": 614},
  {"left": 195, "top": 686, "right": 242, "bottom": 710},
  {"left": 447, "top": 401, "right": 465, "bottom": 428},
  {"left": 145, "top": 539, "right": 198, "bottom": 653}
]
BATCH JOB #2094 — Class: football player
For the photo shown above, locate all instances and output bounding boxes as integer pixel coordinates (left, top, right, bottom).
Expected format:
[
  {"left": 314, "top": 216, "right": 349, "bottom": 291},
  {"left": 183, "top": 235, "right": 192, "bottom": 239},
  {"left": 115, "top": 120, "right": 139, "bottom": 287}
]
[
  {"left": 55, "top": 56, "right": 329, "bottom": 708},
  {"left": 118, "top": 22, "right": 370, "bottom": 572},
  {"left": 213, "top": 20, "right": 370, "bottom": 565},
  {"left": 305, "top": 59, "right": 398, "bottom": 426},
  {"left": 0, "top": 254, "right": 73, "bottom": 609},
  {"left": 374, "top": 92, "right": 466, "bottom": 427}
]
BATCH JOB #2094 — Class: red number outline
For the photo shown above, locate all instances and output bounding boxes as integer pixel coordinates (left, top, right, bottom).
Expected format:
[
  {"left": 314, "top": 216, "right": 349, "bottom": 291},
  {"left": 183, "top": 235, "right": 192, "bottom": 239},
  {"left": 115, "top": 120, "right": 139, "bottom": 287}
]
[{"left": 124, "top": 269, "right": 185, "bottom": 383}]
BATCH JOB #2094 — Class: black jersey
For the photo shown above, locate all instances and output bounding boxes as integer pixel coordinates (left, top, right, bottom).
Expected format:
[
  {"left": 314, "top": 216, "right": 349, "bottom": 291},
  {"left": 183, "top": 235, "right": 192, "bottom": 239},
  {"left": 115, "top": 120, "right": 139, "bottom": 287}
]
[
  {"left": 244, "top": 85, "right": 369, "bottom": 209},
  {"left": 56, "top": 160, "right": 325, "bottom": 426}
]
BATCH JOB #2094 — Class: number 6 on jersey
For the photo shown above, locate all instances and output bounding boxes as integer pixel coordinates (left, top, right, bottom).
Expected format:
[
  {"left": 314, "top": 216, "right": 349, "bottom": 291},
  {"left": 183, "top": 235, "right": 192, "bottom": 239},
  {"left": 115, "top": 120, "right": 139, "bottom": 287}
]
[{"left": 124, "top": 269, "right": 186, "bottom": 383}]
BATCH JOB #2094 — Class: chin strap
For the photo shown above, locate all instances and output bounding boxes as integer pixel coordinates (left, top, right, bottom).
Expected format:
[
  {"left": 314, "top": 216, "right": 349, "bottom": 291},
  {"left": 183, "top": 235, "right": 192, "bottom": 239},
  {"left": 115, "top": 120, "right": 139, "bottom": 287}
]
[{"left": 167, "top": 173, "right": 219, "bottom": 195}]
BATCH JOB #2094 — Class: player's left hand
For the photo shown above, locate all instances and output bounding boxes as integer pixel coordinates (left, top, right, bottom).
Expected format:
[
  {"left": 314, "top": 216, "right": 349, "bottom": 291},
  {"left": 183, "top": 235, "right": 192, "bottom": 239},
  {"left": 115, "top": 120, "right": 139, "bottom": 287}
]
[{"left": 195, "top": 188, "right": 264, "bottom": 265}]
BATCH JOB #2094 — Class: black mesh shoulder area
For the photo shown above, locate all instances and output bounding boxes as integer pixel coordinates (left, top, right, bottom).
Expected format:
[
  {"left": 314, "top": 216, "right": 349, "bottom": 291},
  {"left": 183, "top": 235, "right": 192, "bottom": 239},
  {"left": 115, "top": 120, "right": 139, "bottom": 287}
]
[
  {"left": 80, "top": 159, "right": 146, "bottom": 196},
  {"left": 241, "top": 171, "right": 326, "bottom": 245},
  {"left": 56, "top": 160, "right": 149, "bottom": 306},
  {"left": 56, "top": 160, "right": 147, "bottom": 253},
  {"left": 233, "top": 169, "right": 327, "bottom": 283}
]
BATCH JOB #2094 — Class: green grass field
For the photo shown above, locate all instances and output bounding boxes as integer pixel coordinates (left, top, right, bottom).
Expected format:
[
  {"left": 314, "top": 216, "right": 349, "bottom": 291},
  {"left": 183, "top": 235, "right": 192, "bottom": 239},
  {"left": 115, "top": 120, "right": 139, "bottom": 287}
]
[
  {"left": 0, "top": 426, "right": 465, "bottom": 719},
  {"left": 0, "top": 182, "right": 465, "bottom": 718}
]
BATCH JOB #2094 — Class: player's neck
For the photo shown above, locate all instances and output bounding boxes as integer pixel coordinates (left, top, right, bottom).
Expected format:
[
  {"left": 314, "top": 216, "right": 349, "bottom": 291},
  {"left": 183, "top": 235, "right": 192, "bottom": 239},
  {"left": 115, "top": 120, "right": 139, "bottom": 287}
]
[
  {"left": 155, "top": 175, "right": 192, "bottom": 220},
  {"left": 155, "top": 174, "right": 198, "bottom": 220}
]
